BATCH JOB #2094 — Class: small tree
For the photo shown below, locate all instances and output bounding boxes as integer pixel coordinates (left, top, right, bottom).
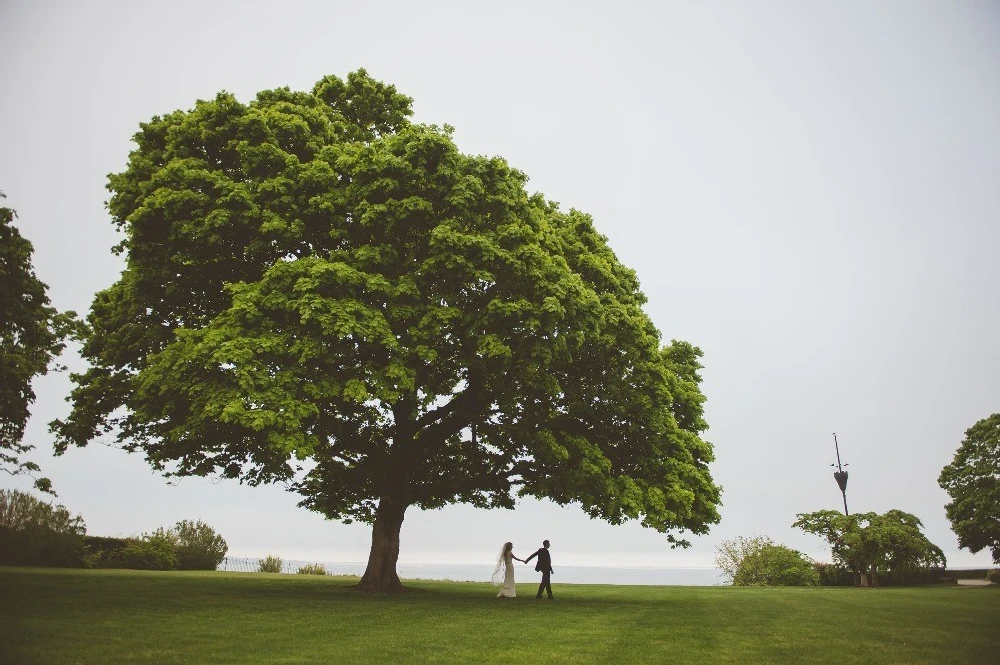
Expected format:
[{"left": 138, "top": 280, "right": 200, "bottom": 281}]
[
  {"left": 938, "top": 413, "right": 1000, "bottom": 564},
  {"left": 793, "top": 509, "right": 945, "bottom": 586},
  {"left": 0, "top": 195, "right": 83, "bottom": 494}
]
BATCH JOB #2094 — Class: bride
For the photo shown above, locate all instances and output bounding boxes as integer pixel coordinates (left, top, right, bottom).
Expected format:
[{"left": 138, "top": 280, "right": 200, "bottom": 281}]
[{"left": 491, "top": 542, "right": 524, "bottom": 598}]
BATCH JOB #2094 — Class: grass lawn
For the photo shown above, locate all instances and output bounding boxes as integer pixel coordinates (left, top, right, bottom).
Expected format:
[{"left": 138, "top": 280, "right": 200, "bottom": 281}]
[{"left": 1, "top": 567, "right": 997, "bottom": 664}]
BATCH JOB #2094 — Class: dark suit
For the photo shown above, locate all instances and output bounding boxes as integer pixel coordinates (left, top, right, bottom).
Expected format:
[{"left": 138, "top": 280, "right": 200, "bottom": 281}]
[{"left": 525, "top": 547, "right": 553, "bottom": 598}]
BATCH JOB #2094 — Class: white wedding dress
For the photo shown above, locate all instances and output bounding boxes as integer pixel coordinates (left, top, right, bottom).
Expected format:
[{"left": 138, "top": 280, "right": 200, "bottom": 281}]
[{"left": 492, "top": 550, "right": 516, "bottom": 597}]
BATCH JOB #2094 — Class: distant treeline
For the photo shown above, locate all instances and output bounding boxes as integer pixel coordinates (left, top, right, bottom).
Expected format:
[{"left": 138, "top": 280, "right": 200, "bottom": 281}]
[{"left": 0, "top": 489, "right": 227, "bottom": 571}]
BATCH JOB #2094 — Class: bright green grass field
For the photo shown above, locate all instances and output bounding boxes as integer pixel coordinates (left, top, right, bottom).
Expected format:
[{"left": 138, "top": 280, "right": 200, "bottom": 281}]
[{"left": 1, "top": 568, "right": 997, "bottom": 665}]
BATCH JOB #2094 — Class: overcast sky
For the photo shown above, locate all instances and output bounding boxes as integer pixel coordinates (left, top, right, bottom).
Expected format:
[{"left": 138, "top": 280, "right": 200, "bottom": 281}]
[{"left": 2, "top": 0, "right": 998, "bottom": 569}]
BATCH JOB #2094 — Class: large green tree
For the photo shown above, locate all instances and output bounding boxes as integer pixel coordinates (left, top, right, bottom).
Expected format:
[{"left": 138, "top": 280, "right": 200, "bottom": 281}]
[
  {"left": 1, "top": 195, "right": 81, "bottom": 494},
  {"left": 938, "top": 413, "right": 1000, "bottom": 564},
  {"left": 52, "top": 71, "right": 722, "bottom": 591},
  {"left": 793, "top": 510, "right": 945, "bottom": 586}
]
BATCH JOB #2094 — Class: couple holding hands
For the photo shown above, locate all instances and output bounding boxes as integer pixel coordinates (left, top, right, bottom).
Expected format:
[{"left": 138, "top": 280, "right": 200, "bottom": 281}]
[{"left": 492, "top": 540, "right": 554, "bottom": 599}]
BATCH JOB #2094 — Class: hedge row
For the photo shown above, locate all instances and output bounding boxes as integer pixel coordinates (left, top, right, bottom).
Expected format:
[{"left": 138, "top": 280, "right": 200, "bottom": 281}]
[{"left": 1, "top": 489, "right": 227, "bottom": 571}]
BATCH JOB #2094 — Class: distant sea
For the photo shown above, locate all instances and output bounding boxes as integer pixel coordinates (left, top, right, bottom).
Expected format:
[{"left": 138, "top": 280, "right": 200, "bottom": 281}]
[{"left": 219, "top": 557, "right": 725, "bottom": 586}]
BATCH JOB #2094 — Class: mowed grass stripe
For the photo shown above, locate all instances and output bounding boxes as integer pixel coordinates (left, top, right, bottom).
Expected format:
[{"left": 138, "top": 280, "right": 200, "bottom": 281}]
[{"left": 0, "top": 568, "right": 996, "bottom": 664}]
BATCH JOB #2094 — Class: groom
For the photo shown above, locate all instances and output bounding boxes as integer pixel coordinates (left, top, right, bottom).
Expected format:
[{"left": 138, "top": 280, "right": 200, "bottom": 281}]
[{"left": 524, "top": 539, "right": 554, "bottom": 599}]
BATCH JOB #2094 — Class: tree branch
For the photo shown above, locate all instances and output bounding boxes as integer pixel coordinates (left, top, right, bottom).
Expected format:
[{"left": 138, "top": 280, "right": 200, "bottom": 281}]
[{"left": 414, "top": 369, "right": 488, "bottom": 445}]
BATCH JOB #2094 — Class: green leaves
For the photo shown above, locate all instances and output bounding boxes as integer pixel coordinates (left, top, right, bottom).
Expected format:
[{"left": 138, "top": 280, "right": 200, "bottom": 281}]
[
  {"left": 938, "top": 413, "right": 1000, "bottom": 564},
  {"left": 715, "top": 535, "right": 819, "bottom": 586},
  {"left": 55, "top": 71, "right": 721, "bottom": 546},
  {"left": 1, "top": 196, "right": 83, "bottom": 494},
  {"left": 793, "top": 509, "right": 946, "bottom": 584}
]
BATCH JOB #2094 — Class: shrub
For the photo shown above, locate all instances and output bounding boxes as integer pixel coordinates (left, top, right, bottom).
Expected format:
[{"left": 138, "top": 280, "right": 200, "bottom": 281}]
[
  {"left": 172, "top": 519, "right": 227, "bottom": 570},
  {"left": 814, "top": 562, "right": 854, "bottom": 586},
  {"left": 945, "top": 568, "right": 992, "bottom": 580},
  {"left": 0, "top": 489, "right": 86, "bottom": 567},
  {"left": 116, "top": 538, "right": 177, "bottom": 570},
  {"left": 714, "top": 535, "right": 772, "bottom": 585},
  {"left": 882, "top": 566, "right": 947, "bottom": 586},
  {"left": 81, "top": 535, "right": 132, "bottom": 568},
  {"left": 297, "top": 563, "right": 328, "bottom": 575},
  {"left": 83, "top": 535, "right": 169, "bottom": 569},
  {"left": 733, "top": 543, "right": 819, "bottom": 586},
  {"left": 987, "top": 569, "right": 1000, "bottom": 584},
  {"left": 83, "top": 520, "right": 227, "bottom": 570},
  {"left": 83, "top": 535, "right": 131, "bottom": 557},
  {"left": 145, "top": 526, "right": 179, "bottom": 550},
  {"left": 715, "top": 535, "right": 818, "bottom": 586},
  {"left": 258, "top": 554, "right": 283, "bottom": 573}
]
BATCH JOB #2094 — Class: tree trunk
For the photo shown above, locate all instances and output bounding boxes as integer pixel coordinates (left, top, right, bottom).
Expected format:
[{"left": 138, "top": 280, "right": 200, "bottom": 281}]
[
  {"left": 858, "top": 565, "right": 877, "bottom": 587},
  {"left": 355, "top": 496, "right": 408, "bottom": 592}
]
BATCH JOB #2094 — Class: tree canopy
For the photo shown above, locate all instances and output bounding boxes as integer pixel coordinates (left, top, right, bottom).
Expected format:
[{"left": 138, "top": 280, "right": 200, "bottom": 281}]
[
  {"left": 938, "top": 413, "right": 1000, "bottom": 564},
  {"left": 52, "top": 70, "right": 722, "bottom": 590},
  {"left": 793, "top": 509, "right": 945, "bottom": 586},
  {"left": 0, "top": 195, "right": 81, "bottom": 494}
]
